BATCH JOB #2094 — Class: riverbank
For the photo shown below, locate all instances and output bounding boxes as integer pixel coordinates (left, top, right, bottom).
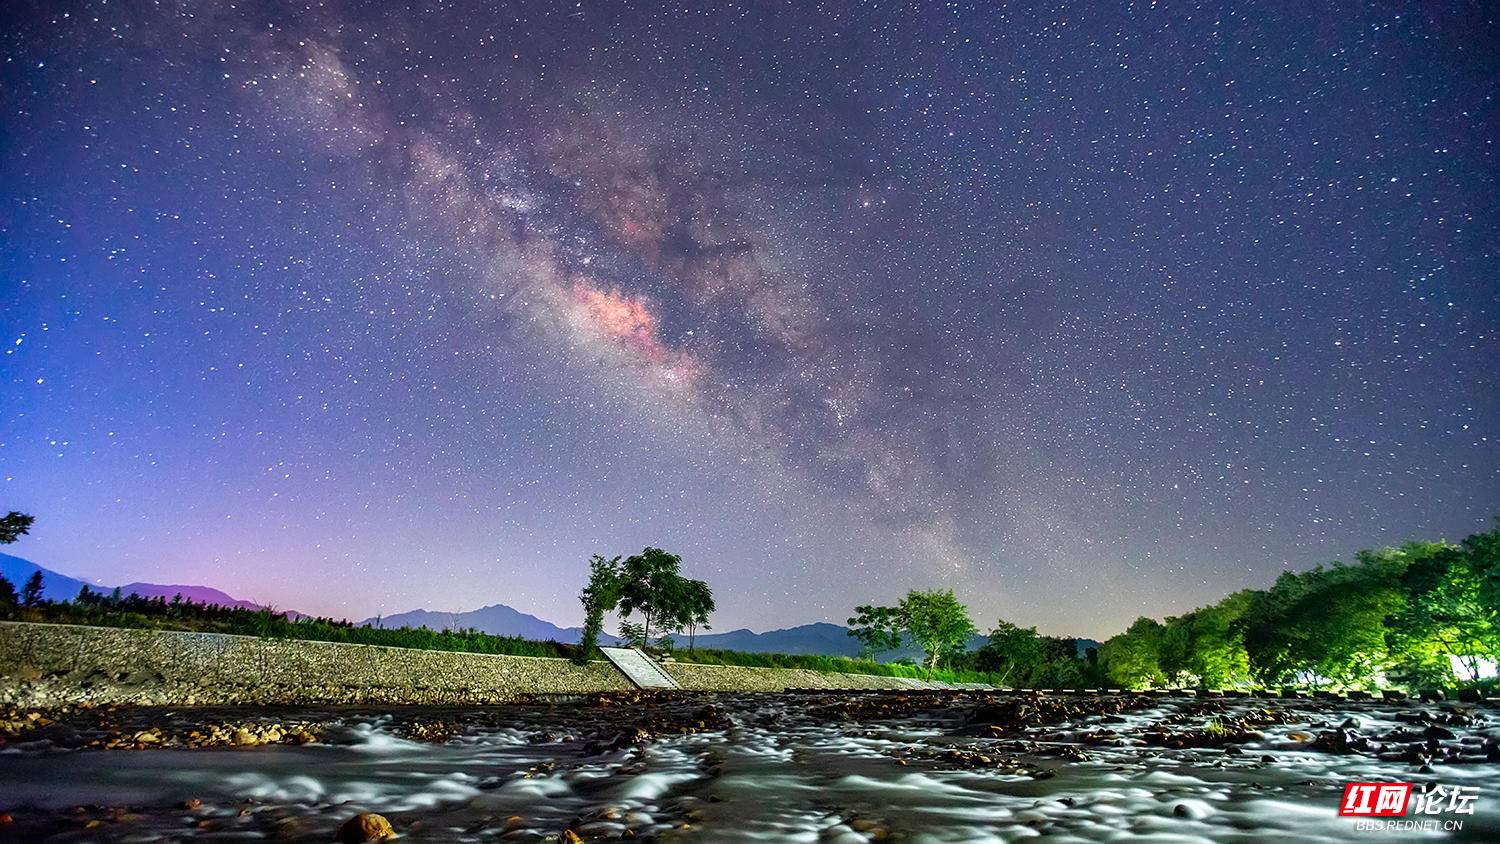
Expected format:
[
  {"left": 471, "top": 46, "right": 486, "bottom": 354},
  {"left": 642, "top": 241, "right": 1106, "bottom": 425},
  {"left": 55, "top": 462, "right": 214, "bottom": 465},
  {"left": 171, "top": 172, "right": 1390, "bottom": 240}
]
[{"left": 0, "top": 622, "right": 955, "bottom": 707}]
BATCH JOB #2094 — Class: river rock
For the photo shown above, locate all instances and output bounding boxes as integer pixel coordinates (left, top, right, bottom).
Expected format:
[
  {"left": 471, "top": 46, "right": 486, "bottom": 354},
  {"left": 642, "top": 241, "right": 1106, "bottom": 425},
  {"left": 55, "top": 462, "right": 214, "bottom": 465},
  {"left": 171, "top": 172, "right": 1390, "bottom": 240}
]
[{"left": 336, "top": 812, "right": 396, "bottom": 842}]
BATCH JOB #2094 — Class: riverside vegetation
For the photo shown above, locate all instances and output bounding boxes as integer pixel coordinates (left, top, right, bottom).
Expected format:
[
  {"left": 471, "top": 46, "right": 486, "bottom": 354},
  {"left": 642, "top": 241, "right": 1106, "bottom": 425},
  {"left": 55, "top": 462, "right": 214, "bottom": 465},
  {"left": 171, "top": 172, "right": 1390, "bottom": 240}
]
[{"left": 1, "top": 510, "right": 1497, "bottom": 692}]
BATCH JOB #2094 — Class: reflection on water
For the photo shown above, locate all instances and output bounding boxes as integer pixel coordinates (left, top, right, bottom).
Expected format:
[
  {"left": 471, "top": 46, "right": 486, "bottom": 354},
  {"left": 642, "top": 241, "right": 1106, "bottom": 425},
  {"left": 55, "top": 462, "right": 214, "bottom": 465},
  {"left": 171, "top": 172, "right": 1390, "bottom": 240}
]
[{"left": 1, "top": 692, "right": 1497, "bottom": 841}]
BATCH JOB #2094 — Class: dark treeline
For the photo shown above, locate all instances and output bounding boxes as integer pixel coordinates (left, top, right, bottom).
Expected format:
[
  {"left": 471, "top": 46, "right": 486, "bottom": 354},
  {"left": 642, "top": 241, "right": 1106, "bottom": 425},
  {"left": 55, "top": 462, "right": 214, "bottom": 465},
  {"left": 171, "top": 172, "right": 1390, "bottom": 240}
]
[{"left": 1093, "top": 524, "right": 1499, "bottom": 691}]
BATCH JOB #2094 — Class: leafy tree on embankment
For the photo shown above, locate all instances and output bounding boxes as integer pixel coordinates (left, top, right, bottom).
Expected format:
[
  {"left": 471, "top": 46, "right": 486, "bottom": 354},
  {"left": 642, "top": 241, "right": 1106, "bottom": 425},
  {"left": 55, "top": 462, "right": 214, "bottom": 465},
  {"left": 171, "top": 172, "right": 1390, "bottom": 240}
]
[{"left": 572, "top": 547, "right": 715, "bottom": 663}]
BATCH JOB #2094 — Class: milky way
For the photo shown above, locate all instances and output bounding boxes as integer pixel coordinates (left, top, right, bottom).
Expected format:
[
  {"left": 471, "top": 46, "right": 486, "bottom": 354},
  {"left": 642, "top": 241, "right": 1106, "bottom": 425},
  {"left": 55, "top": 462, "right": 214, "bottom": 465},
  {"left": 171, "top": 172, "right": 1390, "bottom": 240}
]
[{"left": 2, "top": 1, "right": 1496, "bottom": 637}]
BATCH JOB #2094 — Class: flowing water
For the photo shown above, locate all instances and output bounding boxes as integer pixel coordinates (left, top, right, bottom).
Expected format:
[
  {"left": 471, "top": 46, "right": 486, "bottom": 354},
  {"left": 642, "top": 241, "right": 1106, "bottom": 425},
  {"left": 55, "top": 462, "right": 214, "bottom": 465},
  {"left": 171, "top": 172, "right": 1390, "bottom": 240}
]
[{"left": 1, "top": 691, "right": 1496, "bottom": 841}]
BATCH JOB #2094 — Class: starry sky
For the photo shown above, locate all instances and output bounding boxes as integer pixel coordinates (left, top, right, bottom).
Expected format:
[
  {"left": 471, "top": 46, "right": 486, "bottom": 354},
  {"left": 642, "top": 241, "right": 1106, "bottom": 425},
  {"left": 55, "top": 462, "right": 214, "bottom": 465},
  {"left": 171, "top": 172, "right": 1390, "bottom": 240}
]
[{"left": 2, "top": 1, "right": 1496, "bottom": 638}]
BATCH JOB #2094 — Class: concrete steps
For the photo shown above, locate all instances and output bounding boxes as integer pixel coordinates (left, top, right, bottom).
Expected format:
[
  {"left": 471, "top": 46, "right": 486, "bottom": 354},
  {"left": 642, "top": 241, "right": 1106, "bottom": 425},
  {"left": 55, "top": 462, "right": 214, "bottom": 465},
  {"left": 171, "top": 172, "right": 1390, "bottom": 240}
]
[{"left": 599, "top": 647, "right": 681, "bottom": 689}]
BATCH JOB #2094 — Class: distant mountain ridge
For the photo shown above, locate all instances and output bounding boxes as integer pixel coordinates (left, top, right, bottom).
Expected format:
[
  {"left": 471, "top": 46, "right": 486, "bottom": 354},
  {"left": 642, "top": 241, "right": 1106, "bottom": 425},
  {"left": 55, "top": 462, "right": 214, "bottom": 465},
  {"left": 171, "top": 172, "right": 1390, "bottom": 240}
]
[
  {"left": 359, "top": 603, "right": 595, "bottom": 644},
  {"left": 689, "top": 622, "right": 866, "bottom": 656},
  {"left": 0, "top": 553, "right": 273, "bottom": 612},
  {"left": 354, "top": 608, "right": 869, "bottom": 654},
  {"left": 349, "top": 608, "right": 882, "bottom": 655},
  {"left": 0, "top": 553, "right": 91, "bottom": 602}
]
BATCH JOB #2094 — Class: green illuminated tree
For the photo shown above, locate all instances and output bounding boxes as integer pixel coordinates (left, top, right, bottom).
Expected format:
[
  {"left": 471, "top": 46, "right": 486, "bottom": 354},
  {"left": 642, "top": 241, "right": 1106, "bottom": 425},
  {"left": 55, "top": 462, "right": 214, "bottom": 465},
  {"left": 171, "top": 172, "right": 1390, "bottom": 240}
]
[
  {"left": 847, "top": 604, "right": 905, "bottom": 660},
  {"left": 849, "top": 590, "right": 975, "bottom": 676},
  {"left": 1158, "top": 591, "right": 1253, "bottom": 688},
  {"left": 972, "top": 619, "right": 1045, "bottom": 685},
  {"left": 1390, "top": 541, "right": 1497, "bottom": 682},
  {"left": 1099, "top": 617, "right": 1167, "bottom": 689},
  {"left": 1464, "top": 525, "right": 1500, "bottom": 621},
  {"left": 901, "top": 589, "right": 977, "bottom": 675},
  {"left": 579, "top": 547, "right": 714, "bottom": 658},
  {"left": 1243, "top": 554, "right": 1405, "bottom": 689},
  {"left": 575, "top": 555, "right": 622, "bottom": 664}
]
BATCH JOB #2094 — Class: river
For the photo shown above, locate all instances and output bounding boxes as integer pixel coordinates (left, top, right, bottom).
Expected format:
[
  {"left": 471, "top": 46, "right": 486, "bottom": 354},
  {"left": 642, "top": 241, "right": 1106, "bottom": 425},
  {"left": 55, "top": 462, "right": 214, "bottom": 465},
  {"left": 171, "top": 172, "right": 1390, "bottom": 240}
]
[{"left": 1, "top": 690, "right": 1495, "bottom": 841}]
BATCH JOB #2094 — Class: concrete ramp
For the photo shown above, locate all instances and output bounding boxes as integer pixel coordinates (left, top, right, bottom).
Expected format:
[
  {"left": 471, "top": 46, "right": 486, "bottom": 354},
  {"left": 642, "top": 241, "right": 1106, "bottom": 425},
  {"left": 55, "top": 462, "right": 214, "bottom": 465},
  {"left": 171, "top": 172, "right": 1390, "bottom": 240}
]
[{"left": 599, "top": 646, "right": 681, "bottom": 689}]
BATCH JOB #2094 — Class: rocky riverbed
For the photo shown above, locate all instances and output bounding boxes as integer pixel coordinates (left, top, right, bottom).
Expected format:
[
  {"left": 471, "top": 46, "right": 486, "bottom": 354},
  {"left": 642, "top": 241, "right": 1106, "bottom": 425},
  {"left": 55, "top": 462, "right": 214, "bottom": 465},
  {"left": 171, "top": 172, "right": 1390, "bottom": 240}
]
[{"left": 0, "top": 690, "right": 1496, "bottom": 841}]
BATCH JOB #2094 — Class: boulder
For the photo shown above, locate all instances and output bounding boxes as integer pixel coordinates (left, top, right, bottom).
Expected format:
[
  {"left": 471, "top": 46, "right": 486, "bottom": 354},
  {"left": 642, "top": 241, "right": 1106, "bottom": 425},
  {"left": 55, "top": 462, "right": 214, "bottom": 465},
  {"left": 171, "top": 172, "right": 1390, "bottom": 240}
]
[{"left": 335, "top": 813, "right": 395, "bottom": 843}]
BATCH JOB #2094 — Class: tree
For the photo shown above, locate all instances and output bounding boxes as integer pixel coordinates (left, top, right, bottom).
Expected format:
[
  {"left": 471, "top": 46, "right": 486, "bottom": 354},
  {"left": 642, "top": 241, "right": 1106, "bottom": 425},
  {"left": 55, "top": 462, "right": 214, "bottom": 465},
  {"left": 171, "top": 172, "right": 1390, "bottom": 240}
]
[
  {"left": 1157, "top": 614, "right": 1193, "bottom": 686},
  {"left": 968, "top": 621, "right": 1098, "bottom": 688},
  {"left": 848, "top": 590, "right": 976, "bottom": 675},
  {"left": 575, "top": 555, "right": 622, "bottom": 664},
  {"left": 972, "top": 620, "right": 1045, "bottom": 685},
  {"left": 1185, "top": 591, "right": 1254, "bottom": 688},
  {"left": 1151, "top": 592, "right": 1254, "bottom": 689},
  {"left": 1302, "top": 559, "right": 1405, "bottom": 689},
  {"left": 670, "top": 578, "right": 715, "bottom": 651},
  {"left": 21, "top": 571, "right": 45, "bottom": 607},
  {"left": 577, "top": 548, "right": 714, "bottom": 658},
  {"left": 1390, "top": 541, "right": 1497, "bottom": 682},
  {"left": 899, "top": 589, "right": 976, "bottom": 675},
  {"left": 1243, "top": 555, "right": 1405, "bottom": 689},
  {"left": 1099, "top": 617, "right": 1166, "bottom": 689},
  {"left": 847, "top": 604, "right": 904, "bottom": 660},
  {"left": 617, "top": 548, "right": 686, "bottom": 648},
  {"left": 617, "top": 620, "right": 647, "bottom": 648},
  {"left": 1241, "top": 569, "right": 1311, "bottom": 686},
  {"left": 1036, "top": 636, "right": 1091, "bottom": 688},
  {"left": 1464, "top": 522, "right": 1500, "bottom": 624},
  {"left": 0, "top": 511, "right": 33, "bottom": 544},
  {"left": 0, "top": 505, "right": 34, "bottom": 612}
]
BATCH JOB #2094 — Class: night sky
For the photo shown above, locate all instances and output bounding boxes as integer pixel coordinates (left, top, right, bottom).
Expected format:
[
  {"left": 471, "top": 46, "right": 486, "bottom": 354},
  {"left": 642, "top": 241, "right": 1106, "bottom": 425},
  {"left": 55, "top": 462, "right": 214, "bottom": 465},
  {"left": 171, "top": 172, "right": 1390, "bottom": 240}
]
[{"left": 2, "top": 1, "right": 1496, "bottom": 638}]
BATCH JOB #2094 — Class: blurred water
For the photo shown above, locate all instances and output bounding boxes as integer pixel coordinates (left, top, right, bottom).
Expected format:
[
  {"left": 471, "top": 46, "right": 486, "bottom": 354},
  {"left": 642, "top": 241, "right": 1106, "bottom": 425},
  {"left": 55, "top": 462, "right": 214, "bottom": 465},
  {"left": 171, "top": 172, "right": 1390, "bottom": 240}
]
[{"left": 1, "top": 694, "right": 1496, "bottom": 841}]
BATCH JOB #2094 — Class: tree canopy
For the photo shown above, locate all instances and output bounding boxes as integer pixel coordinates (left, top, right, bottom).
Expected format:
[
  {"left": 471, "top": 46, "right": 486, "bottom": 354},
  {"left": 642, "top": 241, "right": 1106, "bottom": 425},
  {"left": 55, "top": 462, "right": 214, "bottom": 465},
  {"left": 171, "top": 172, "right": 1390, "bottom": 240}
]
[
  {"left": 0, "top": 511, "right": 33, "bottom": 545},
  {"left": 572, "top": 547, "right": 714, "bottom": 663},
  {"left": 970, "top": 620, "right": 1094, "bottom": 688},
  {"left": 848, "top": 589, "right": 976, "bottom": 675},
  {"left": 1096, "top": 524, "right": 1500, "bottom": 690}
]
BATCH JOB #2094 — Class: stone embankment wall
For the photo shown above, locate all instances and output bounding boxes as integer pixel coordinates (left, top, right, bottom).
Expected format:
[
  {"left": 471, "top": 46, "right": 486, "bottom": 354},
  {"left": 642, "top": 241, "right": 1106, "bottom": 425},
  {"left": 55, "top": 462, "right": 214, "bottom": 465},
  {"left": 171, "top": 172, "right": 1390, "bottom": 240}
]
[{"left": 0, "top": 622, "right": 947, "bottom": 706}]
